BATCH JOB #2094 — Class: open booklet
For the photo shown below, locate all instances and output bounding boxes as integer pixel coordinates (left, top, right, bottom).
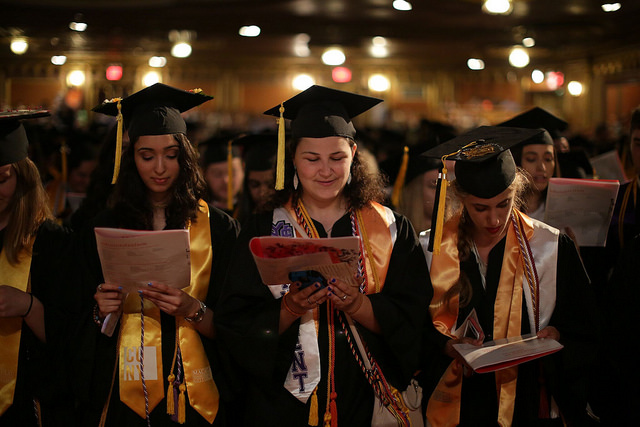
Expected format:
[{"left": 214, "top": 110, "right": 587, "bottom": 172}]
[
  {"left": 249, "top": 236, "right": 361, "bottom": 287},
  {"left": 94, "top": 227, "right": 192, "bottom": 336},
  {"left": 452, "top": 333, "right": 563, "bottom": 374},
  {"left": 543, "top": 177, "right": 620, "bottom": 247}
]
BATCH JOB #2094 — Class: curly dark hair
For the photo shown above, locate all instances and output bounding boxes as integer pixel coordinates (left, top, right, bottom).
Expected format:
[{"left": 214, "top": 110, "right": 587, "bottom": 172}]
[
  {"left": 264, "top": 136, "right": 387, "bottom": 212},
  {"left": 109, "top": 133, "right": 207, "bottom": 230}
]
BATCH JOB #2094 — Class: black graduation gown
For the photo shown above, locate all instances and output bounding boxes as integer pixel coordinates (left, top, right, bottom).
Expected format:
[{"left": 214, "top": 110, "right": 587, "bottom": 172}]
[
  {"left": 430, "top": 234, "right": 595, "bottom": 427},
  {"left": 215, "top": 208, "right": 432, "bottom": 427},
  {"left": 74, "top": 206, "right": 239, "bottom": 427},
  {"left": 0, "top": 220, "right": 75, "bottom": 427}
]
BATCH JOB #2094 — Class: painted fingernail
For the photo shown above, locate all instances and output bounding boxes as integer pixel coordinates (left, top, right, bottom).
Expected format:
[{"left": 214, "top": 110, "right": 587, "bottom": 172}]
[
  {"left": 327, "top": 286, "right": 332, "bottom": 292},
  {"left": 330, "top": 278, "right": 336, "bottom": 284},
  {"left": 118, "top": 286, "right": 123, "bottom": 291},
  {"left": 315, "top": 283, "right": 320, "bottom": 288},
  {"left": 147, "top": 282, "right": 153, "bottom": 286},
  {"left": 137, "top": 290, "right": 143, "bottom": 294}
]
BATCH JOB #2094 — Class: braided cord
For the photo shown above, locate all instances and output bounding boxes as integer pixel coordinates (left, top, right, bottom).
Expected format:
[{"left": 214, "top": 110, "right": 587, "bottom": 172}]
[
  {"left": 139, "top": 293, "right": 151, "bottom": 427},
  {"left": 511, "top": 211, "right": 541, "bottom": 332}
]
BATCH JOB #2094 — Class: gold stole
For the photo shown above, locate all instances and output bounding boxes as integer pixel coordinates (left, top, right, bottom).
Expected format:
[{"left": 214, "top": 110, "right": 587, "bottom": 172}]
[
  {"left": 118, "top": 201, "right": 218, "bottom": 423},
  {"left": 0, "top": 240, "right": 34, "bottom": 416},
  {"left": 426, "top": 209, "right": 533, "bottom": 427},
  {"left": 283, "top": 201, "right": 393, "bottom": 292}
]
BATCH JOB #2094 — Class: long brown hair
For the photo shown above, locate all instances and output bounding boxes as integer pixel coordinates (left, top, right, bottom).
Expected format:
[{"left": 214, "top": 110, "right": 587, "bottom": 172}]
[
  {"left": 2, "top": 158, "right": 51, "bottom": 265},
  {"left": 109, "top": 133, "right": 207, "bottom": 230}
]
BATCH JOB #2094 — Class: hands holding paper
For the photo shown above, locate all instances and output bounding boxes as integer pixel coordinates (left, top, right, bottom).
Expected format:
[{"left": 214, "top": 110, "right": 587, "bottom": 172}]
[
  {"left": 94, "top": 283, "right": 124, "bottom": 319},
  {"left": 536, "top": 325, "right": 560, "bottom": 341},
  {"left": 445, "top": 337, "right": 483, "bottom": 376}
]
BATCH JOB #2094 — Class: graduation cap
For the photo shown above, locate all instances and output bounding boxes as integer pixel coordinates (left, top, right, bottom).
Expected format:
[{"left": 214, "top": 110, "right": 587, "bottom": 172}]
[
  {"left": 498, "top": 107, "right": 568, "bottom": 139},
  {"left": 390, "top": 146, "right": 443, "bottom": 208},
  {"left": 92, "top": 83, "right": 213, "bottom": 183},
  {"left": 234, "top": 132, "right": 278, "bottom": 172},
  {"left": 0, "top": 110, "right": 50, "bottom": 167},
  {"left": 421, "top": 125, "right": 545, "bottom": 253},
  {"left": 263, "top": 85, "right": 383, "bottom": 189}
]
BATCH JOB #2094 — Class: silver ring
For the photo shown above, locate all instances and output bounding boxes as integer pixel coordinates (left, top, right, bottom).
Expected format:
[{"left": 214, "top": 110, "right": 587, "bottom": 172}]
[
  {"left": 307, "top": 296, "right": 314, "bottom": 305},
  {"left": 97, "top": 284, "right": 103, "bottom": 292},
  {"left": 341, "top": 294, "right": 347, "bottom": 301}
]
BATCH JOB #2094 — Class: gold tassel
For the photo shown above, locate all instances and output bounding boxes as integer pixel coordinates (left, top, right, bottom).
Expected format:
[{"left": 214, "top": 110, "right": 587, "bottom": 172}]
[
  {"left": 178, "top": 383, "right": 186, "bottom": 424},
  {"left": 166, "top": 374, "right": 175, "bottom": 415},
  {"left": 227, "top": 138, "right": 233, "bottom": 211},
  {"left": 391, "top": 145, "right": 410, "bottom": 208},
  {"left": 432, "top": 164, "right": 448, "bottom": 255},
  {"left": 275, "top": 103, "right": 286, "bottom": 190},
  {"left": 60, "top": 140, "right": 68, "bottom": 185},
  {"left": 308, "top": 388, "right": 319, "bottom": 426},
  {"left": 111, "top": 100, "right": 123, "bottom": 184}
]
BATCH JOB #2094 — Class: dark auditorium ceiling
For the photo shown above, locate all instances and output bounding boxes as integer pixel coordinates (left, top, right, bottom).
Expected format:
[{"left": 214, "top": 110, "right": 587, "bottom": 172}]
[{"left": 1, "top": 0, "right": 640, "bottom": 71}]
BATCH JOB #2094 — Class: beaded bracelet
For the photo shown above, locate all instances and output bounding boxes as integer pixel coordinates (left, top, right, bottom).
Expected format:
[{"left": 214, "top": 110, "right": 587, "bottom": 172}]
[
  {"left": 92, "top": 304, "right": 104, "bottom": 326},
  {"left": 282, "top": 293, "right": 305, "bottom": 317},
  {"left": 22, "top": 293, "right": 34, "bottom": 317}
]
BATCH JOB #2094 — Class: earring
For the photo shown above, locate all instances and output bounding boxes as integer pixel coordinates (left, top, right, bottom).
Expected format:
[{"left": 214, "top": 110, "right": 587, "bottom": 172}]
[
  {"left": 347, "top": 172, "right": 352, "bottom": 185},
  {"left": 293, "top": 172, "right": 299, "bottom": 190}
]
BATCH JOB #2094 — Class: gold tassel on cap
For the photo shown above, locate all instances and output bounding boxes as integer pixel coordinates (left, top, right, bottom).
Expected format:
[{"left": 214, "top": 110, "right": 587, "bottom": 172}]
[
  {"left": 275, "top": 103, "right": 286, "bottom": 190},
  {"left": 432, "top": 162, "right": 449, "bottom": 255},
  {"left": 391, "top": 145, "right": 409, "bottom": 208},
  {"left": 226, "top": 138, "right": 233, "bottom": 211},
  {"left": 111, "top": 99, "right": 123, "bottom": 184}
]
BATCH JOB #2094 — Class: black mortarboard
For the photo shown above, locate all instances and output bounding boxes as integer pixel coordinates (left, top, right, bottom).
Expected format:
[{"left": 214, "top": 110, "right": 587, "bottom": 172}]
[
  {"left": 422, "top": 126, "right": 544, "bottom": 199},
  {"left": 92, "top": 83, "right": 212, "bottom": 183},
  {"left": 92, "top": 83, "right": 213, "bottom": 141},
  {"left": 263, "top": 85, "right": 383, "bottom": 140},
  {"left": 0, "top": 110, "right": 50, "bottom": 167},
  {"left": 498, "top": 107, "right": 568, "bottom": 140},
  {"left": 201, "top": 134, "right": 242, "bottom": 167},
  {"left": 263, "top": 85, "right": 383, "bottom": 189},
  {"left": 422, "top": 126, "right": 544, "bottom": 253},
  {"left": 233, "top": 132, "right": 278, "bottom": 172}
]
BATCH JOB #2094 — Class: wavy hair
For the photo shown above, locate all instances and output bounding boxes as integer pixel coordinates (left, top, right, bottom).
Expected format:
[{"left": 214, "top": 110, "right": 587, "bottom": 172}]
[
  {"left": 3, "top": 158, "right": 51, "bottom": 265},
  {"left": 109, "top": 133, "right": 207, "bottom": 230},
  {"left": 265, "top": 137, "right": 387, "bottom": 211}
]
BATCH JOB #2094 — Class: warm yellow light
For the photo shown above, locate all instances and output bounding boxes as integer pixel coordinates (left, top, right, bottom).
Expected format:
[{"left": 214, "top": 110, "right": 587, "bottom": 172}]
[
  {"left": 148, "top": 56, "right": 167, "bottom": 67},
  {"left": 322, "top": 48, "right": 346, "bottom": 66},
  {"left": 522, "top": 37, "right": 536, "bottom": 48},
  {"left": 51, "top": 55, "right": 67, "bottom": 65},
  {"left": 143, "top": 71, "right": 162, "bottom": 87},
  {"left": 239, "top": 25, "right": 261, "bottom": 37},
  {"left": 66, "top": 70, "right": 85, "bottom": 86},
  {"left": 370, "top": 45, "right": 388, "bottom": 58},
  {"left": 393, "top": 0, "right": 413, "bottom": 11},
  {"left": 171, "top": 42, "right": 192, "bottom": 58},
  {"left": 292, "top": 74, "right": 315, "bottom": 91},
  {"left": 483, "top": 0, "right": 512, "bottom": 15},
  {"left": 531, "top": 69, "right": 544, "bottom": 84},
  {"left": 467, "top": 58, "right": 485, "bottom": 70},
  {"left": 509, "top": 47, "right": 529, "bottom": 68},
  {"left": 10, "top": 38, "right": 28, "bottom": 55},
  {"left": 601, "top": 3, "right": 621, "bottom": 12},
  {"left": 567, "top": 81, "right": 583, "bottom": 96},
  {"left": 368, "top": 74, "right": 390, "bottom": 92}
]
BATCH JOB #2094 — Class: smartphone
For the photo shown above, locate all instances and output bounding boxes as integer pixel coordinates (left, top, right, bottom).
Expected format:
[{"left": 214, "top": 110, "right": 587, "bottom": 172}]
[{"left": 288, "top": 269, "right": 328, "bottom": 290}]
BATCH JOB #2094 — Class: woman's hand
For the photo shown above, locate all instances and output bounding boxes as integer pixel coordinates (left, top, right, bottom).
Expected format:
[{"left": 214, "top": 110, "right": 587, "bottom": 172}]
[
  {"left": 444, "top": 337, "right": 483, "bottom": 376},
  {"left": 284, "top": 281, "right": 330, "bottom": 315},
  {"left": 139, "top": 282, "right": 200, "bottom": 318},
  {"left": 0, "top": 285, "right": 33, "bottom": 317},
  {"left": 94, "top": 283, "right": 124, "bottom": 318},
  {"left": 326, "top": 277, "right": 363, "bottom": 314},
  {"left": 537, "top": 326, "right": 560, "bottom": 342}
]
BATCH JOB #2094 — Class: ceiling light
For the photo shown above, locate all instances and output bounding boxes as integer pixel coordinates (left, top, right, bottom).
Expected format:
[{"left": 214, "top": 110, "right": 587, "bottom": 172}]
[
  {"left": 66, "top": 70, "right": 85, "bottom": 86},
  {"left": 531, "top": 69, "right": 544, "bottom": 83},
  {"left": 508, "top": 46, "right": 529, "bottom": 68},
  {"left": 322, "top": 48, "right": 346, "bottom": 66},
  {"left": 467, "top": 58, "right": 485, "bottom": 70},
  {"left": 293, "top": 33, "right": 311, "bottom": 57},
  {"left": 143, "top": 71, "right": 162, "bottom": 87},
  {"left": 239, "top": 25, "right": 261, "bottom": 37},
  {"left": 370, "top": 45, "right": 388, "bottom": 58},
  {"left": 601, "top": 3, "right": 621, "bottom": 12},
  {"left": 149, "top": 56, "right": 167, "bottom": 67},
  {"left": 51, "top": 55, "right": 67, "bottom": 65},
  {"left": 171, "top": 42, "right": 192, "bottom": 58},
  {"left": 292, "top": 74, "right": 315, "bottom": 91},
  {"left": 522, "top": 37, "right": 535, "bottom": 48},
  {"left": 372, "top": 36, "right": 387, "bottom": 46},
  {"left": 567, "top": 81, "right": 583, "bottom": 96},
  {"left": 10, "top": 37, "right": 28, "bottom": 55},
  {"left": 368, "top": 74, "right": 390, "bottom": 92},
  {"left": 482, "top": 0, "right": 513, "bottom": 15},
  {"left": 69, "top": 22, "right": 87, "bottom": 32},
  {"left": 393, "top": 0, "right": 413, "bottom": 11}
]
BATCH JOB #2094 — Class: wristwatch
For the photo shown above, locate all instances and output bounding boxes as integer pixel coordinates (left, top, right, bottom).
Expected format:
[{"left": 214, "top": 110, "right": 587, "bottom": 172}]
[{"left": 184, "top": 300, "right": 207, "bottom": 323}]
